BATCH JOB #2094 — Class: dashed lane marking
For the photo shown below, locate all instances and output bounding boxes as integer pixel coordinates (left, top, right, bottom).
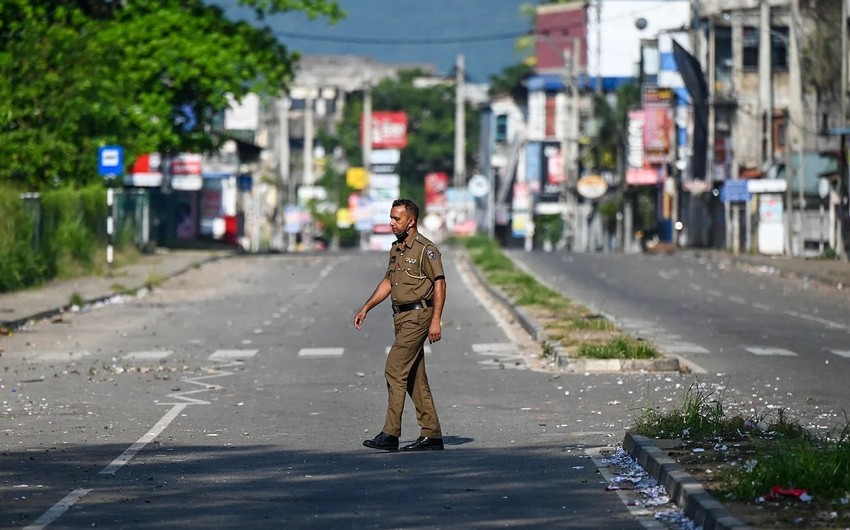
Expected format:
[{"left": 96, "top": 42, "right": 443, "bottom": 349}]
[
  {"left": 471, "top": 342, "right": 516, "bottom": 354},
  {"left": 830, "top": 350, "right": 850, "bottom": 358},
  {"left": 208, "top": 349, "right": 258, "bottom": 361},
  {"left": 122, "top": 350, "right": 173, "bottom": 361},
  {"left": 471, "top": 342, "right": 527, "bottom": 370},
  {"left": 29, "top": 351, "right": 91, "bottom": 362},
  {"left": 658, "top": 341, "right": 710, "bottom": 354},
  {"left": 385, "top": 345, "right": 433, "bottom": 355},
  {"left": 298, "top": 347, "right": 344, "bottom": 358},
  {"left": 744, "top": 346, "right": 798, "bottom": 356}
]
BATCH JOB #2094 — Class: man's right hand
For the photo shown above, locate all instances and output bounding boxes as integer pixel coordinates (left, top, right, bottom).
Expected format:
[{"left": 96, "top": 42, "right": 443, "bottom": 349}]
[{"left": 353, "top": 309, "right": 367, "bottom": 330}]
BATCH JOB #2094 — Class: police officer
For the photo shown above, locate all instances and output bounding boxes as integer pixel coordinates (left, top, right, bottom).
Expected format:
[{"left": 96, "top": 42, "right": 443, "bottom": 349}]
[{"left": 354, "top": 198, "right": 446, "bottom": 452}]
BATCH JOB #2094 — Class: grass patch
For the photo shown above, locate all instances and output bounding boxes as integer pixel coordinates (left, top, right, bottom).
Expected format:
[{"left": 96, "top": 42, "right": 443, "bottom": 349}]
[
  {"left": 68, "top": 292, "right": 85, "bottom": 307},
  {"left": 631, "top": 379, "right": 850, "bottom": 513},
  {"left": 144, "top": 272, "right": 168, "bottom": 290},
  {"left": 460, "top": 235, "right": 657, "bottom": 360},
  {"left": 576, "top": 335, "right": 659, "bottom": 359},
  {"left": 571, "top": 314, "right": 615, "bottom": 331},
  {"left": 632, "top": 379, "right": 733, "bottom": 440}
]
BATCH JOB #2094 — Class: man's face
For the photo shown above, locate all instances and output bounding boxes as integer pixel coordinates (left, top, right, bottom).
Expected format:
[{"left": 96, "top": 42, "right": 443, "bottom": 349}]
[{"left": 389, "top": 205, "right": 413, "bottom": 238}]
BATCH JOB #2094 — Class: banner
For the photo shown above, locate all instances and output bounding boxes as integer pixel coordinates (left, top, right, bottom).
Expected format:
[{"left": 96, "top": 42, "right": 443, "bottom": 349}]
[{"left": 361, "top": 112, "right": 408, "bottom": 149}]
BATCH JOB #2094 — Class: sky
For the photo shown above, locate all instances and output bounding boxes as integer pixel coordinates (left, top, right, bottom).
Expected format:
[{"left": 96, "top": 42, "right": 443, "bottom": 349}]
[{"left": 213, "top": 0, "right": 537, "bottom": 83}]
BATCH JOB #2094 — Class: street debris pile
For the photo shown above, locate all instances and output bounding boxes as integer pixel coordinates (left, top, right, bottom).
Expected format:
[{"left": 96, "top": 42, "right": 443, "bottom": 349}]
[{"left": 599, "top": 447, "right": 700, "bottom": 530}]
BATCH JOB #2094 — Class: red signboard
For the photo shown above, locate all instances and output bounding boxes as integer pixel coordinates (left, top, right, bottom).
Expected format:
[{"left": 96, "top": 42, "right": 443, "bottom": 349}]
[
  {"left": 361, "top": 111, "right": 408, "bottom": 149},
  {"left": 424, "top": 172, "right": 449, "bottom": 214}
]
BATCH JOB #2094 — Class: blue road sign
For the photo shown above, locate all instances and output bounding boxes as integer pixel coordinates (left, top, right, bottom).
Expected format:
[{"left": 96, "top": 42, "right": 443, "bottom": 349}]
[
  {"left": 98, "top": 145, "right": 124, "bottom": 178},
  {"left": 720, "top": 180, "right": 750, "bottom": 203}
]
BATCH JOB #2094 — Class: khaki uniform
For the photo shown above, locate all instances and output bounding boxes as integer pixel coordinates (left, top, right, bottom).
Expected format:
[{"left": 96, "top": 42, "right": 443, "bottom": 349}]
[{"left": 382, "top": 233, "right": 444, "bottom": 438}]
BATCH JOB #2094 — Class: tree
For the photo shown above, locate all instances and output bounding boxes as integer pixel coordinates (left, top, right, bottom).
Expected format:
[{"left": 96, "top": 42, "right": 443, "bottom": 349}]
[
  {"left": 333, "top": 70, "right": 479, "bottom": 207},
  {"left": 0, "top": 0, "right": 342, "bottom": 189},
  {"left": 589, "top": 83, "right": 640, "bottom": 173},
  {"left": 488, "top": 62, "right": 534, "bottom": 98}
]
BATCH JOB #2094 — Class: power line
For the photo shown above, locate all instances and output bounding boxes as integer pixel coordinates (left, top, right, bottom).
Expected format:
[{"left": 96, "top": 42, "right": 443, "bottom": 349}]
[{"left": 272, "top": 30, "right": 528, "bottom": 45}]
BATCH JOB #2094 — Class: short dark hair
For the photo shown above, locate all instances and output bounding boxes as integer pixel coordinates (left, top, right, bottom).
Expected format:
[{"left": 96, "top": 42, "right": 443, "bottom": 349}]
[{"left": 392, "top": 198, "right": 419, "bottom": 221}]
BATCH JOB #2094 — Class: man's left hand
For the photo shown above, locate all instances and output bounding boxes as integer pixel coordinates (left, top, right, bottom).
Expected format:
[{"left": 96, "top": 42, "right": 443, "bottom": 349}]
[{"left": 428, "top": 320, "right": 441, "bottom": 344}]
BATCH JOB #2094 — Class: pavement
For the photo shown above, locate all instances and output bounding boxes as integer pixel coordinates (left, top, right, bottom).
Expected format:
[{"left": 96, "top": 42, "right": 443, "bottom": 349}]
[
  {"left": 0, "top": 248, "right": 235, "bottom": 332},
  {"left": 2, "top": 245, "right": 848, "bottom": 530}
]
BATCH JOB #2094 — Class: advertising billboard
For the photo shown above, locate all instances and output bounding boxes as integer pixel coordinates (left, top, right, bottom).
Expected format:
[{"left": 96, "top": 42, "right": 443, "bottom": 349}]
[{"left": 361, "top": 111, "right": 408, "bottom": 149}]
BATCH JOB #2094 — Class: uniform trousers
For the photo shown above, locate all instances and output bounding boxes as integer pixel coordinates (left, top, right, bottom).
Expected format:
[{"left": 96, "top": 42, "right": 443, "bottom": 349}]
[{"left": 383, "top": 307, "right": 442, "bottom": 438}]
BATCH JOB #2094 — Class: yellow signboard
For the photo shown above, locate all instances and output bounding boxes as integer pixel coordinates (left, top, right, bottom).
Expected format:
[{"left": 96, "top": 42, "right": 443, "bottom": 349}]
[{"left": 346, "top": 167, "right": 368, "bottom": 190}]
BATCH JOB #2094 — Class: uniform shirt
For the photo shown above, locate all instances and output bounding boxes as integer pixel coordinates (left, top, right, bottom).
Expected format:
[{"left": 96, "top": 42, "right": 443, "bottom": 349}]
[{"left": 385, "top": 233, "right": 444, "bottom": 304}]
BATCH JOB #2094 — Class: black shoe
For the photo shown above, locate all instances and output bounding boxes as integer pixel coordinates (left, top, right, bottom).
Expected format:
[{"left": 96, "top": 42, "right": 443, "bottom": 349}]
[
  {"left": 401, "top": 436, "right": 444, "bottom": 451},
  {"left": 363, "top": 432, "right": 399, "bottom": 451}
]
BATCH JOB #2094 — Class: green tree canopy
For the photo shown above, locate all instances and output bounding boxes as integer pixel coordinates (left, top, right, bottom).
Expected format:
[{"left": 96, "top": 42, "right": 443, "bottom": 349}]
[
  {"left": 331, "top": 70, "right": 479, "bottom": 207},
  {"left": 0, "top": 0, "right": 342, "bottom": 189}
]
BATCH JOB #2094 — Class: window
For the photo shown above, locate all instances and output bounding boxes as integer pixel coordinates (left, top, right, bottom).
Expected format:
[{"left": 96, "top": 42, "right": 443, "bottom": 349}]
[
  {"left": 495, "top": 114, "right": 508, "bottom": 143},
  {"left": 743, "top": 27, "right": 788, "bottom": 71}
]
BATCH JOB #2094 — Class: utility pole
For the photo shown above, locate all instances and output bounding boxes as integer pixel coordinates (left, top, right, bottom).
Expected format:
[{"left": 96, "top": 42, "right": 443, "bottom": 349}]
[
  {"left": 361, "top": 83, "right": 372, "bottom": 251},
  {"left": 454, "top": 54, "right": 466, "bottom": 188},
  {"left": 595, "top": 0, "right": 602, "bottom": 95},
  {"left": 758, "top": 0, "right": 773, "bottom": 167},
  {"left": 789, "top": 0, "right": 805, "bottom": 256},
  {"left": 304, "top": 90, "right": 315, "bottom": 187},
  {"left": 571, "top": 37, "right": 583, "bottom": 251},
  {"left": 277, "top": 93, "right": 291, "bottom": 252}
]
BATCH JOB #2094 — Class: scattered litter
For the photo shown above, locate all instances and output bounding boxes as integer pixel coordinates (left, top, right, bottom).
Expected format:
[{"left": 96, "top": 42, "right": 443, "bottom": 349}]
[{"left": 763, "top": 486, "right": 813, "bottom": 503}]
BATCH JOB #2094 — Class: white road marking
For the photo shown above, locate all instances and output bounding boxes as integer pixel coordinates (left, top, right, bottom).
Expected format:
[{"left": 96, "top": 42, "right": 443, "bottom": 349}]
[
  {"left": 100, "top": 403, "right": 188, "bottom": 475},
  {"left": 298, "top": 347, "right": 344, "bottom": 358},
  {"left": 121, "top": 350, "right": 173, "bottom": 361},
  {"left": 727, "top": 295, "right": 746, "bottom": 304},
  {"left": 209, "top": 349, "right": 258, "bottom": 361},
  {"left": 24, "top": 488, "right": 92, "bottom": 530},
  {"left": 783, "top": 310, "right": 849, "bottom": 331},
  {"left": 471, "top": 343, "right": 516, "bottom": 354},
  {"left": 831, "top": 350, "right": 850, "bottom": 358},
  {"left": 744, "top": 346, "right": 798, "bottom": 356},
  {"left": 659, "top": 342, "right": 710, "bottom": 354},
  {"left": 30, "top": 351, "right": 91, "bottom": 362},
  {"left": 385, "top": 345, "right": 433, "bottom": 355},
  {"left": 478, "top": 356, "right": 528, "bottom": 370}
]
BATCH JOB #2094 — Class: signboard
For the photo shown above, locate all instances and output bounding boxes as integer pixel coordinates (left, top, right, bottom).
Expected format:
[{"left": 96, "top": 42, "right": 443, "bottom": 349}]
[
  {"left": 425, "top": 171, "right": 449, "bottom": 220},
  {"left": 720, "top": 180, "right": 750, "bottom": 203},
  {"left": 576, "top": 174, "right": 608, "bottom": 199},
  {"left": 346, "top": 167, "right": 368, "bottom": 190},
  {"left": 170, "top": 153, "right": 203, "bottom": 191},
  {"left": 467, "top": 174, "right": 490, "bottom": 198},
  {"left": 361, "top": 112, "right": 408, "bottom": 149},
  {"left": 98, "top": 145, "right": 124, "bottom": 177},
  {"left": 125, "top": 153, "right": 164, "bottom": 187}
]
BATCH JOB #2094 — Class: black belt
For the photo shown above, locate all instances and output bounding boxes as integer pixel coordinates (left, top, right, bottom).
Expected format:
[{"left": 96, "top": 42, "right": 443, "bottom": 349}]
[{"left": 392, "top": 299, "right": 433, "bottom": 314}]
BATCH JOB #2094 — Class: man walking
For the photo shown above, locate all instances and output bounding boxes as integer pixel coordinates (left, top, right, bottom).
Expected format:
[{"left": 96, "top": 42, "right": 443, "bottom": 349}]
[{"left": 353, "top": 198, "right": 446, "bottom": 452}]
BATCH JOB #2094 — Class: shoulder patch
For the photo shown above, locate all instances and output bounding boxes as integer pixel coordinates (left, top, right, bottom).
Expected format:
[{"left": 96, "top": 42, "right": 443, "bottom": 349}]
[{"left": 427, "top": 248, "right": 437, "bottom": 260}]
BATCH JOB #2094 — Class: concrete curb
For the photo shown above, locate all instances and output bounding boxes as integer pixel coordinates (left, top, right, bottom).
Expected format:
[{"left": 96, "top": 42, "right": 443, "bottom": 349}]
[
  {"left": 462, "top": 251, "right": 683, "bottom": 373},
  {"left": 623, "top": 433, "right": 749, "bottom": 530}
]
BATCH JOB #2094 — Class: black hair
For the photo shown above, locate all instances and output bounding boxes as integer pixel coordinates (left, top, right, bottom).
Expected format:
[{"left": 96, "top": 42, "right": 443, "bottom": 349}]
[{"left": 392, "top": 198, "right": 419, "bottom": 221}]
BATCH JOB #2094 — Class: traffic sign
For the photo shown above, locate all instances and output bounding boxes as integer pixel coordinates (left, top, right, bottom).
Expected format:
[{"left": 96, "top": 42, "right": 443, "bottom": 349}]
[
  {"left": 720, "top": 180, "right": 750, "bottom": 203},
  {"left": 467, "top": 174, "right": 490, "bottom": 198},
  {"left": 98, "top": 145, "right": 124, "bottom": 178}
]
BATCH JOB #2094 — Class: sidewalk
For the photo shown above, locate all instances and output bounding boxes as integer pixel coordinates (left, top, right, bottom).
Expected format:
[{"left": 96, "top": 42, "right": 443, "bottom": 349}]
[{"left": 0, "top": 249, "right": 234, "bottom": 331}]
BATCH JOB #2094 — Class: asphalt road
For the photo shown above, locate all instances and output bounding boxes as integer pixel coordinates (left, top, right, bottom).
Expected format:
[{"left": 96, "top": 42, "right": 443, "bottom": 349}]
[
  {"left": 509, "top": 249, "right": 850, "bottom": 432},
  {"left": 0, "top": 251, "right": 685, "bottom": 529}
]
